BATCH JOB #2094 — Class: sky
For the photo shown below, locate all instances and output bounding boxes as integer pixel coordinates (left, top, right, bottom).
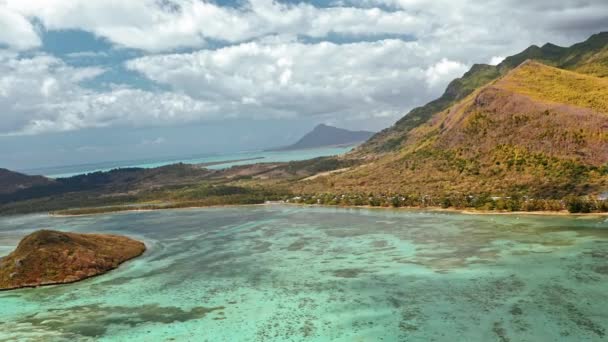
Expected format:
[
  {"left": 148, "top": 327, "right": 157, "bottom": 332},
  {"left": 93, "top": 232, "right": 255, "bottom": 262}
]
[{"left": 1, "top": 0, "right": 608, "bottom": 171}]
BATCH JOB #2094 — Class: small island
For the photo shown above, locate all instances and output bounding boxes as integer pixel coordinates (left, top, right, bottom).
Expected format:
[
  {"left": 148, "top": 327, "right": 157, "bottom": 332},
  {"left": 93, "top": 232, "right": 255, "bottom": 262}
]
[{"left": 0, "top": 230, "right": 145, "bottom": 291}]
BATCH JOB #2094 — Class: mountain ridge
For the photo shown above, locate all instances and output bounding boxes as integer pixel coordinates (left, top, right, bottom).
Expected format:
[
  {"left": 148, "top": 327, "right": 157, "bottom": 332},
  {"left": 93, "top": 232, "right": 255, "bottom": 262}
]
[
  {"left": 0, "top": 169, "right": 55, "bottom": 195},
  {"left": 356, "top": 32, "right": 608, "bottom": 155},
  {"left": 1, "top": 34, "right": 607, "bottom": 215},
  {"left": 271, "top": 124, "right": 375, "bottom": 151},
  {"left": 296, "top": 58, "right": 608, "bottom": 200}
]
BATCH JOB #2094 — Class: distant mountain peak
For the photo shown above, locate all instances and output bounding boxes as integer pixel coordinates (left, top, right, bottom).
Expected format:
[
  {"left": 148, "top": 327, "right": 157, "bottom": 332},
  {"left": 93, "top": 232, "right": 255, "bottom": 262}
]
[
  {"left": 272, "top": 124, "right": 375, "bottom": 151},
  {"left": 541, "top": 42, "right": 561, "bottom": 49}
]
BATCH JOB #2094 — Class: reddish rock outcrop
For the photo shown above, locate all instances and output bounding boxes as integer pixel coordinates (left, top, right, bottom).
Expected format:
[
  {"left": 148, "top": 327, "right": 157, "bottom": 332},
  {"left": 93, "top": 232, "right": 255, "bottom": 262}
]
[{"left": 0, "top": 230, "right": 145, "bottom": 290}]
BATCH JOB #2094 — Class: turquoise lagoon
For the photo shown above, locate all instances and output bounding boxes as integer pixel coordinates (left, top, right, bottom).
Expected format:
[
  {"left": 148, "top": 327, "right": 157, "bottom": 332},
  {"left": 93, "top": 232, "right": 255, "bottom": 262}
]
[{"left": 0, "top": 205, "right": 607, "bottom": 341}]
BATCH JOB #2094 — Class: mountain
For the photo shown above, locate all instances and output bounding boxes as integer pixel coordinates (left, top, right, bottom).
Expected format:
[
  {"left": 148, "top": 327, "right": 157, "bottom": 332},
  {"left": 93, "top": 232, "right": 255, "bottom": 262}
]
[
  {"left": 0, "top": 163, "right": 215, "bottom": 211},
  {"left": 273, "top": 124, "right": 375, "bottom": 151},
  {"left": 1, "top": 34, "right": 607, "bottom": 215},
  {"left": 0, "top": 161, "right": 299, "bottom": 215},
  {"left": 295, "top": 34, "right": 608, "bottom": 202},
  {"left": 0, "top": 168, "right": 55, "bottom": 195},
  {"left": 356, "top": 32, "right": 608, "bottom": 155},
  {"left": 0, "top": 230, "right": 145, "bottom": 290}
]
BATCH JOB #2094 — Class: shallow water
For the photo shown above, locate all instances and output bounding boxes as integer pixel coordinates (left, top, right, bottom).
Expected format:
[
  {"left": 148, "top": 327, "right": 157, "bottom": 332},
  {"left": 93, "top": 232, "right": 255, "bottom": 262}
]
[{"left": 0, "top": 206, "right": 607, "bottom": 341}]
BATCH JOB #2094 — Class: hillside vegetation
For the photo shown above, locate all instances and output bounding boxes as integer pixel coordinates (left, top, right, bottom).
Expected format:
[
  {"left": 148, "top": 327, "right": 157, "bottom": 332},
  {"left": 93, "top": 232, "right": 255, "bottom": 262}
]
[
  {"left": 499, "top": 61, "right": 608, "bottom": 114},
  {"left": 357, "top": 32, "right": 608, "bottom": 154},
  {"left": 0, "top": 157, "right": 357, "bottom": 215},
  {"left": 0, "top": 169, "right": 54, "bottom": 195},
  {"left": 295, "top": 60, "right": 608, "bottom": 204},
  {"left": 1, "top": 33, "right": 607, "bottom": 215}
]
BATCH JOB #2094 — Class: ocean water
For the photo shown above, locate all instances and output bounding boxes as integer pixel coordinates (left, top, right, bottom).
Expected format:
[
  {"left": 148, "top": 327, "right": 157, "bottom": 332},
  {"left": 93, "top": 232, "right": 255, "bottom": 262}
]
[
  {"left": 21, "top": 146, "right": 355, "bottom": 179},
  {"left": 0, "top": 205, "right": 607, "bottom": 341}
]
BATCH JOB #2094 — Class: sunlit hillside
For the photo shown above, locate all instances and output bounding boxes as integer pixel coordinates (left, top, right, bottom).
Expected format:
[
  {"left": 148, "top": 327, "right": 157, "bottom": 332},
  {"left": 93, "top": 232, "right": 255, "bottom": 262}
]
[
  {"left": 358, "top": 32, "right": 608, "bottom": 154},
  {"left": 296, "top": 61, "right": 608, "bottom": 202}
]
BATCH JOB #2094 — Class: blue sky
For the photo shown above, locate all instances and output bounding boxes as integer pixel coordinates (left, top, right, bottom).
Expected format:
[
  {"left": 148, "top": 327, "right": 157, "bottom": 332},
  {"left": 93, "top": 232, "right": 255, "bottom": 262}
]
[{"left": 1, "top": 0, "right": 607, "bottom": 171}]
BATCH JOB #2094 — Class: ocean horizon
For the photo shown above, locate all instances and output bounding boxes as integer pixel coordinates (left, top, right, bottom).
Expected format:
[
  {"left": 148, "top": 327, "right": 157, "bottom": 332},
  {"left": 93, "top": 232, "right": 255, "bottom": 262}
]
[{"left": 20, "top": 145, "right": 355, "bottom": 179}]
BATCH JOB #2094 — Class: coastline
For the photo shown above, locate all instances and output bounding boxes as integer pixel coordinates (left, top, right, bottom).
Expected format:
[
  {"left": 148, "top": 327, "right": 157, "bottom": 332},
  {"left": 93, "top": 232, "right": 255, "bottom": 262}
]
[
  {"left": 49, "top": 203, "right": 271, "bottom": 217},
  {"left": 429, "top": 207, "right": 608, "bottom": 217},
  {"left": 196, "top": 156, "right": 265, "bottom": 168},
  {"left": 290, "top": 203, "right": 608, "bottom": 217},
  {"left": 48, "top": 201, "right": 608, "bottom": 218}
]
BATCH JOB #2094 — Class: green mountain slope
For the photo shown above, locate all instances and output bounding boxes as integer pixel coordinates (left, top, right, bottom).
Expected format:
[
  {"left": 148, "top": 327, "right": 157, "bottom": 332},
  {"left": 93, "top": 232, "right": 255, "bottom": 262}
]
[
  {"left": 297, "top": 61, "right": 608, "bottom": 200},
  {"left": 357, "top": 32, "right": 608, "bottom": 154}
]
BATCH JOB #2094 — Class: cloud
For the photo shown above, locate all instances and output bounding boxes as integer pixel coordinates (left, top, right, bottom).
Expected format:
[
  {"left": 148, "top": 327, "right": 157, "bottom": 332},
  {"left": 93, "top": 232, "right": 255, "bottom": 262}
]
[
  {"left": 2, "top": 0, "right": 608, "bottom": 136},
  {"left": 127, "top": 39, "right": 457, "bottom": 126},
  {"left": 0, "top": 52, "right": 219, "bottom": 135},
  {"left": 0, "top": 39, "right": 470, "bottom": 135},
  {"left": 489, "top": 56, "right": 505, "bottom": 66},
  {"left": 0, "top": 7, "right": 40, "bottom": 50},
  {"left": 345, "top": 0, "right": 608, "bottom": 63},
  {"left": 4, "top": 0, "right": 426, "bottom": 51},
  {"left": 424, "top": 58, "right": 469, "bottom": 89}
]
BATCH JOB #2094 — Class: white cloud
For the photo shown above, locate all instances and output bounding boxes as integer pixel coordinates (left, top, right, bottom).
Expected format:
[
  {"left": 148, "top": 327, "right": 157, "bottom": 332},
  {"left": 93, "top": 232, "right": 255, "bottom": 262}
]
[
  {"left": 424, "top": 58, "right": 468, "bottom": 89},
  {"left": 127, "top": 39, "right": 457, "bottom": 125},
  {"left": 347, "top": 0, "right": 608, "bottom": 62},
  {"left": 4, "top": 0, "right": 426, "bottom": 51},
  {"left": 2, "top": 0, "right": 608, "bottom": 136},
  {"left": 0, "top": 39, "right": 471, "bottom": 135},
  {"left": 489, "top": 56, "right": 505, "bottom": 66},
  {"left": 0, "top": 7, "right": 40, "bottom": 50},
  {"left": 0, "top": 52, "right": 218, "bottom": 135}
]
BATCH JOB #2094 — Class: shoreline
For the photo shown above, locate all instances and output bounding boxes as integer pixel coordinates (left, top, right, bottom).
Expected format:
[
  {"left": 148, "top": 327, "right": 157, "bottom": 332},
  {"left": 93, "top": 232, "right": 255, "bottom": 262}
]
[
  {"left": 286, "top": 203, "right": 608, "bottom": 217},
  {"left": 48, "top": 201, "right": 608, "bottom": 218},
  {"left": 196, "top": 156, "right": 265, "bottom": 168},
  {"left": 49, "top": 203, "right": 270, "bottom": 217}
]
